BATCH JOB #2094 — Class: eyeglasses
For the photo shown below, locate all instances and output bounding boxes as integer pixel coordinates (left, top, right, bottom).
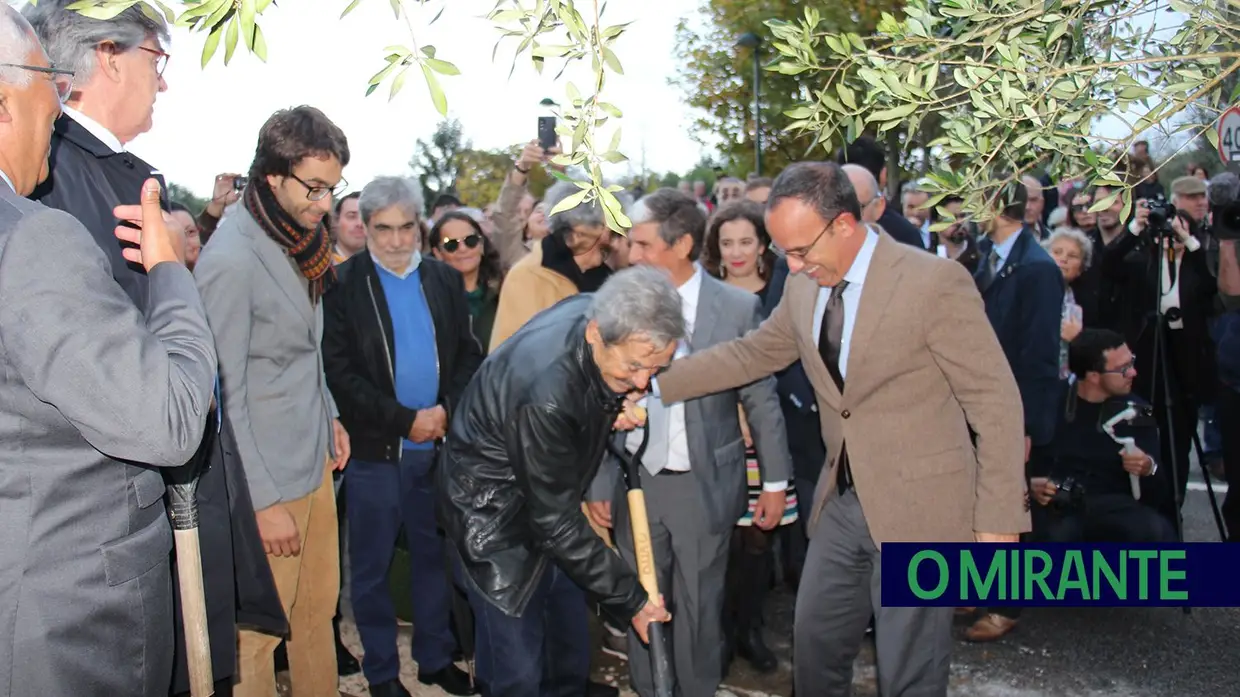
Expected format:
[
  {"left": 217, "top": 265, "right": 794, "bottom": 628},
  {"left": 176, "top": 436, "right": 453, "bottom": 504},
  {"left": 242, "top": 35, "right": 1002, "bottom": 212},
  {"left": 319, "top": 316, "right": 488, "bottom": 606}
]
[
  {"left": 288, "top": 172, "right": 348, "bottom": 202},
  {"left": 136, "top": 46, "right": 170, "bottom": 77},
  {"left": 776, "top": 213, "right": 843, "bottom": 260},
  {"left": 1, "top": 63, "right": 75, "bottom": 102},
  {"left": 441, "top": 233, "right": 481, "bottom": 253},
  {"left": 1102, "top": 356, "right": 1137, "bottom": 377}
]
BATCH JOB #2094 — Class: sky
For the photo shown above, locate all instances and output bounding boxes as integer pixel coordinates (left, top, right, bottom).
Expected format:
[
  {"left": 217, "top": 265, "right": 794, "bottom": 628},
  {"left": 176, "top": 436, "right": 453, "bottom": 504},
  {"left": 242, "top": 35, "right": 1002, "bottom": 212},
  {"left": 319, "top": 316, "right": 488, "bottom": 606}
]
[{"left": 120, "top": 0, "right": 710, "bottom": 199}]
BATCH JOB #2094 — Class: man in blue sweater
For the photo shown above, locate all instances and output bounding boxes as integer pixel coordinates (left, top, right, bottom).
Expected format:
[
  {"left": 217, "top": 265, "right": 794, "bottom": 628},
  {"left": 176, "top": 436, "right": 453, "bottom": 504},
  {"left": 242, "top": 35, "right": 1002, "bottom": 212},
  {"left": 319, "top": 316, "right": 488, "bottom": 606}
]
[{"left": 322, "top": 176, "right": 483, "bottom": 697}]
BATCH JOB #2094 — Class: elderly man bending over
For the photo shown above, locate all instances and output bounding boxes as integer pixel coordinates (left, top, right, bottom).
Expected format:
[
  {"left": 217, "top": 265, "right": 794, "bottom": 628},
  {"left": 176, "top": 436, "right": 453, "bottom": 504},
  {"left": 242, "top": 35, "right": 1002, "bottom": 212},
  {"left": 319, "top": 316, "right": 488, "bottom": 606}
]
[{"left": 438, "top": 266, "right": 677, "bottom": 697}]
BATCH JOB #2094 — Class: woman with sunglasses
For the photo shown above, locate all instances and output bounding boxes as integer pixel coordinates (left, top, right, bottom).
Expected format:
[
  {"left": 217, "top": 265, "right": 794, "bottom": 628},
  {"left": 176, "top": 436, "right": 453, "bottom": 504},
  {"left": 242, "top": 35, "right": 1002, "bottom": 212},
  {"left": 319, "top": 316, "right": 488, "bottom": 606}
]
[{"left": 431, "top": 211, "right": 505, "bottom": 352}]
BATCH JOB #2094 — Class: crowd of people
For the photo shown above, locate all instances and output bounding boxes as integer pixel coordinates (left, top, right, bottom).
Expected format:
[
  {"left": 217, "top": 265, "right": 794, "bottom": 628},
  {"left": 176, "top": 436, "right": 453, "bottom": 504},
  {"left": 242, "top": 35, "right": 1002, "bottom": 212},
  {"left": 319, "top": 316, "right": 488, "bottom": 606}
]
[{"left": 1, "top": 2, "right": 1239, "bottom": 697}]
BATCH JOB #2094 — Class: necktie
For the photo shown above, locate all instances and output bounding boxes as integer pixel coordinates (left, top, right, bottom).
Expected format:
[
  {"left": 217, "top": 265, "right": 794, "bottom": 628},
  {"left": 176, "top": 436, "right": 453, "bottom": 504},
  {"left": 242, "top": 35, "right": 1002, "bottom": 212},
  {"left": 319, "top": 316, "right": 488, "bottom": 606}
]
[
  {"left": 641, "top": 392, "right": 669, "bottom": 476},
  {"left": 975, "top": 244, "right": 999, "bottom": 292},
  {"left": 818, "top": 281, "right": 849, "bottom": 392},
  {"left": 639, "top": 338, "right": 689, "bottom": 476}
]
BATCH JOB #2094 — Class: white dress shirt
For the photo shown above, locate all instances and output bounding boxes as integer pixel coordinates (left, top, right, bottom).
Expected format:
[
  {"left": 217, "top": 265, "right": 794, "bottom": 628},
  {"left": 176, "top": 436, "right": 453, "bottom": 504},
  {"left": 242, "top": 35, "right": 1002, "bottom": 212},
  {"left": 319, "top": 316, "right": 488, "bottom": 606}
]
[
  {"left": 0, "top": 169, "right": 13, "bottom": 193},
  {"left": 988, "top": 229, "right": 1022, "bottom": 274},
  {"left": 812, "top": 226, "right": 881, "bottom": 381},
  {"left": 1124, "top": 224, "right": 1200, "bottom": 331},
  {"left": 639, "top": 264, "right": 788, "bottom": 491},
  {"left": 62, "top": 106, "right": 124, "bottom": 154},
  {"left": 371, "top": 249, "right": 423, "bottom": 280},
  {"left": 632, "top": 264, "right": 702, "bottom": 471}
]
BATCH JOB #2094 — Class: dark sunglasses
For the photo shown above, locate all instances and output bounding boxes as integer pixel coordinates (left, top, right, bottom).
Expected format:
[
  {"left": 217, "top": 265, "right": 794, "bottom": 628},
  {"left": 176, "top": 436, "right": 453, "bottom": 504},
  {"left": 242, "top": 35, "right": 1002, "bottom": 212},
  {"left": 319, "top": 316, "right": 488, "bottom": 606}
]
[{"left": 441, "top": 234, "right": 481, "bottom": 253}]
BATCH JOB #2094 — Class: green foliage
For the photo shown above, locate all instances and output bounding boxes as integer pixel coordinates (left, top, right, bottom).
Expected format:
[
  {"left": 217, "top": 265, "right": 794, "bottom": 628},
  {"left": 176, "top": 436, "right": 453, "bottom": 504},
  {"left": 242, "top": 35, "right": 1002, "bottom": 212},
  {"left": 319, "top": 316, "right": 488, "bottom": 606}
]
[
  {"left": 166, "top": 181, "right": 208, "bottom": 213},
  {"left": 766, "top": 0, "right": 1240, "bottom": 225},
  {"left": 409, "top": 118, "right": 466, "bottom": 211},
  {"left": 672, "top": 0, "right": 904, "bottom": 178},
  {"left": 488, "top": 0, "right": 633, "bottom": 231},
  {"left": 66, "top": 0, "right": 458, "bottom": 109},
  {"left": 454, "top": 144, "right": 554, "bottom": 207}
]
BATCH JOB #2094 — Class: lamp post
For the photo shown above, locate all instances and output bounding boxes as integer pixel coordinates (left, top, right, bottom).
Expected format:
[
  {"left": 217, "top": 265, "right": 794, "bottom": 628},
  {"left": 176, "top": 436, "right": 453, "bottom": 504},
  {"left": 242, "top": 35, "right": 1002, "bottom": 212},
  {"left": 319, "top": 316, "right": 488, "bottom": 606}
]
[{"left": 736, "top": 32, "right": 763, "bottom": 177}]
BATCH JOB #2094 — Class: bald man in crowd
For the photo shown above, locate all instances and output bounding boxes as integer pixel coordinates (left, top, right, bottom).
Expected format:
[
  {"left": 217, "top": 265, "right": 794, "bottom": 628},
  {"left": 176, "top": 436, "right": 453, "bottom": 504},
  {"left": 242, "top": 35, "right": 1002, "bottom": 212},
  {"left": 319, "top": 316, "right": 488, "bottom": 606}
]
[{"left": 842, "top": 164, "right": 887, "bottom": 228}]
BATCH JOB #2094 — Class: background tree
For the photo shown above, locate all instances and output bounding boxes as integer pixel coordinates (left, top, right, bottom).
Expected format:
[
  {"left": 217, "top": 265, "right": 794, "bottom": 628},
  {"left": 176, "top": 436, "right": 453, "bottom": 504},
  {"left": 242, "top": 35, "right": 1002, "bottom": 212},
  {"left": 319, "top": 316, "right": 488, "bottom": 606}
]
[
  {"left": 409, "top": 117, "right": 466, "bottom": 211},
  {"left": 767, "top": 0, "right": 1239, "bottom": 222},
  {"left": 672, "top": 0, "right": 905, "bottom": 178},
  {"left": 166, "top": 181, "right": 208, "bottom": 213},
  {"left": 454, "top": 144, "right": 554, "bottom": 207}
]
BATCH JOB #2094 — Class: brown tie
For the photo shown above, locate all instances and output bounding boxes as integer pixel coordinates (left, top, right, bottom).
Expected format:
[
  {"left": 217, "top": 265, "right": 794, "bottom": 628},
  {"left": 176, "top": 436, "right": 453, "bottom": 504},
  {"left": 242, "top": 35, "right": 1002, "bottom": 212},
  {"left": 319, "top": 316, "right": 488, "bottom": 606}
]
[
  {"left": 818, "top": 280, "right": 849, "bottom": 392},
  {"left": 818, "top": 281, "right": 853, "bottom": 492}
]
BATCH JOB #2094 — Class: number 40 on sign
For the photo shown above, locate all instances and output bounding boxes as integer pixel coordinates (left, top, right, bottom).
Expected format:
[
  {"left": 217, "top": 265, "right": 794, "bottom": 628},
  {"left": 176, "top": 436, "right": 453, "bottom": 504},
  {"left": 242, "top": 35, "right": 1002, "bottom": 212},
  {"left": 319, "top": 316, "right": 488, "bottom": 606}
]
[{"left": 1217, "top": 105, "right": 1240, "bottom": 164}]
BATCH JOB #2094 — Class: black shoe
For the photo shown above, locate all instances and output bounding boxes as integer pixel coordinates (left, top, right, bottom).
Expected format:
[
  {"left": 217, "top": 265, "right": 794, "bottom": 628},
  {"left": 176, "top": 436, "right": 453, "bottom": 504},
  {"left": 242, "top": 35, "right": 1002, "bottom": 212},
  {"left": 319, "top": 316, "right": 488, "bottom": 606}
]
[
  {"left": 586, "top": 680, "right": 619, "bottom": 697},
  {"left": 418, "top": 664, "right": 478, "bottom": 696},
  {"left": 368, "top": 679, "right": 413, "bottom": 697},
  {"left": 736, "top": 626, "right": 778, "bottom": 674},
  {"left": 336, "top": 636, "right": 361, "bottom": 677}
]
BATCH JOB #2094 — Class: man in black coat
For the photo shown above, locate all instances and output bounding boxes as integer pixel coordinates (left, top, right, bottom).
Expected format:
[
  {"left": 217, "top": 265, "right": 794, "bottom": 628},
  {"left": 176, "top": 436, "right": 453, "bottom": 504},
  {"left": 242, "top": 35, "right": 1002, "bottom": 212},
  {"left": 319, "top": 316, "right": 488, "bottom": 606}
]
[
  {"left": 836, "top": 136, "right": 929, "bottom": 250},
  {"left": 437, "top": 267, "right": 676, "bottom": 697},
  {"left": 23, "top": 3, "right": 285, "bottom": 694},
  {"left": 321, "top": 177, "right": 482, "bottom": 697}
]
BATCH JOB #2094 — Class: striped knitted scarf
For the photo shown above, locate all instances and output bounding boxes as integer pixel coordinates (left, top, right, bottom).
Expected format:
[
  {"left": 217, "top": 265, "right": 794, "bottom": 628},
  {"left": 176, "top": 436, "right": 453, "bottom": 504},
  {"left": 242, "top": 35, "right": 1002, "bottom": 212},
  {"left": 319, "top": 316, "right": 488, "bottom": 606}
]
[{"left": 244, "top": 180, "right": 337, "bottom": 304}]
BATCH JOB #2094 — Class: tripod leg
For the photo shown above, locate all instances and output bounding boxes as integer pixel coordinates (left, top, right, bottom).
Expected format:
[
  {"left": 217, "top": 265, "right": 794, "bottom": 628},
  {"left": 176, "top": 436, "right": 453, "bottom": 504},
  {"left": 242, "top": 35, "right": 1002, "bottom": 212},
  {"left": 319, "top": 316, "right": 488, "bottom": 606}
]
[{"left": 1189, "top": 427, "right": 1228, "bottom": 542}]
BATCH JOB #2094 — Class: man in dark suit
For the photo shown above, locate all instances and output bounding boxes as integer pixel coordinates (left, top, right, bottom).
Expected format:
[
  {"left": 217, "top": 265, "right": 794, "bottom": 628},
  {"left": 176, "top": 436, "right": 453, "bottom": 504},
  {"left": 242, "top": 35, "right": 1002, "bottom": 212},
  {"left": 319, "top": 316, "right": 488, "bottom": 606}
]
[
  {"left": 964, "top": 179, "right": 1065, "bottom": 642},
  {"left": 836, "top": 136, "right": 928, "bottom": 250},
  {"left": 23, "top": 3, "right": 285, "bottom": 693},
  {"left": 0, "top": 12, "right": 217, "bottom": 694}
]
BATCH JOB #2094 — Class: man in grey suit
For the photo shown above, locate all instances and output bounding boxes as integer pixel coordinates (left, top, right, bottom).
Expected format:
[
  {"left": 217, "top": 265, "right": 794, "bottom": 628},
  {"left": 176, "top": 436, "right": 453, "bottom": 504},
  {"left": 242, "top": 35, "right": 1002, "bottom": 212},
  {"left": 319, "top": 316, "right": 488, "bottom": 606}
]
[
  {"left": 587, "top": 188, "right": 792, "bottom": 697},
  {"left": 194, "top": 105, "right": 352, "bottom": 697},
  {"left": 0, "top": 10, "right": 217, "bottom": 695}
]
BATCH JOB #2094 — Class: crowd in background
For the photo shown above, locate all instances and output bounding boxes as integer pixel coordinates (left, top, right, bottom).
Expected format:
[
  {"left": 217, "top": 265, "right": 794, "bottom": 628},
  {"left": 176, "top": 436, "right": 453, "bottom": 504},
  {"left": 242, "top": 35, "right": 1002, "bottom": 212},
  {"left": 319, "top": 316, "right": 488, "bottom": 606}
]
[{"left": 2, "top": 2, "right": 1240, "bottom": 697}]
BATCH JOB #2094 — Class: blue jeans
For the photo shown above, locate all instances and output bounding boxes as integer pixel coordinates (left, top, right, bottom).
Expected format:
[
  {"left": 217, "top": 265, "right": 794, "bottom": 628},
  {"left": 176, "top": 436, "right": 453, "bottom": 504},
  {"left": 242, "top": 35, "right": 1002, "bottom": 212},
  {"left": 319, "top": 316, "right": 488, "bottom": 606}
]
[
  {"left": 347, "top": 449, "right": 454, "bottom": 684},
  {"left": 460, "top": 562, "right": 591, "bottom": 697}
]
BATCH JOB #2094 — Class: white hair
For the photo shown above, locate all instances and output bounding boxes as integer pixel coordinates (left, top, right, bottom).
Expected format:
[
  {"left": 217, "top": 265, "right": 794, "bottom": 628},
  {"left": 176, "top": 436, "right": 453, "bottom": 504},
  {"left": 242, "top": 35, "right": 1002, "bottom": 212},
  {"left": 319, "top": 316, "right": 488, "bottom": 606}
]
[
  {"left": 23, "top": 0, "right": 168, "bottom": 85},
  {"left": 0, "top": 5, "right": 35, "bottom": 87},
  {"left": 586, "top": 265, "right": 685, "bottom": 348},
  {"left": 1042, "top": 226, "right": 1094, "bottom": 270},
  {"left": 358, "top": 176, "right": 424, "bottom": 225}
]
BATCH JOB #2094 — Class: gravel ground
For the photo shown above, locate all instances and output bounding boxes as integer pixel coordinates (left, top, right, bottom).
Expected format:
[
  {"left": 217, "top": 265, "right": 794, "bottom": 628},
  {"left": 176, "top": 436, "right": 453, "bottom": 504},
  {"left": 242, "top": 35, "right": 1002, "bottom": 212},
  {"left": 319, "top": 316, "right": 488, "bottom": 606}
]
[{"left": 298, "top": 467, "right": 1237, "bottom": 697}]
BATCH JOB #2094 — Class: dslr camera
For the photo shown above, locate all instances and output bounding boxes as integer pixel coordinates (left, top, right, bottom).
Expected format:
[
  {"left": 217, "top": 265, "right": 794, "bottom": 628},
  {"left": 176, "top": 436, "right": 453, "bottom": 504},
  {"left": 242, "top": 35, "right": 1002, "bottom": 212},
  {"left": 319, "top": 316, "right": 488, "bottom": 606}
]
[
  {"left": 1046, "top": 475, "right": 1086, "bottom": 509},
  {"left": 1142, "top": 196, "right": 1179, "bottom": 241}
]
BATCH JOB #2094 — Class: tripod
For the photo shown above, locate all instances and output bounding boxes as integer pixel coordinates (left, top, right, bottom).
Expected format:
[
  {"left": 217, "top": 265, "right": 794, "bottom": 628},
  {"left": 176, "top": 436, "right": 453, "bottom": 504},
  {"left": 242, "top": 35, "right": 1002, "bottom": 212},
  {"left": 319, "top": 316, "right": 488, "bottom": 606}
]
[{"left": 1146, "top": 229, "right": 1228, "bottom": 554}]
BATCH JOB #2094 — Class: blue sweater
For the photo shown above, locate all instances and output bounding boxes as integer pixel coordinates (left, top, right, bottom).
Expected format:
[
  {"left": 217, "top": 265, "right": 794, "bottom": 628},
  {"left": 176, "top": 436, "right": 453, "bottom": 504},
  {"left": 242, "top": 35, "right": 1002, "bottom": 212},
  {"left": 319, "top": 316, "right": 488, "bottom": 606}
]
[{"left": 376, "top": 262, "right": 440, "bottom": 450}]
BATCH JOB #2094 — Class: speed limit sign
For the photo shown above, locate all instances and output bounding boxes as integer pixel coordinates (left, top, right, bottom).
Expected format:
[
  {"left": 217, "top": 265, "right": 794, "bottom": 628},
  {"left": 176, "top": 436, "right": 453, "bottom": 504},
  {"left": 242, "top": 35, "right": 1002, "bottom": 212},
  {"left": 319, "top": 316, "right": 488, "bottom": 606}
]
[{"left": 1218, "top": 105, "right": 1240, "bottom": 163}]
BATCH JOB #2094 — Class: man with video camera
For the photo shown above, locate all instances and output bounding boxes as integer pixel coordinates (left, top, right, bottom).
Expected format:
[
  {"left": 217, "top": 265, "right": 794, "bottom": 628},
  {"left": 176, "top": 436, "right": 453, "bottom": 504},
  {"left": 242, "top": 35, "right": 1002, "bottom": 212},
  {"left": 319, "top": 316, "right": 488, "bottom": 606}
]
[
  {"left": 1207, "top": 172, "right": 1240, "bottom": 541},
  {"left": 1104, "top": 178, "right": 1217, "bottom": 519}
]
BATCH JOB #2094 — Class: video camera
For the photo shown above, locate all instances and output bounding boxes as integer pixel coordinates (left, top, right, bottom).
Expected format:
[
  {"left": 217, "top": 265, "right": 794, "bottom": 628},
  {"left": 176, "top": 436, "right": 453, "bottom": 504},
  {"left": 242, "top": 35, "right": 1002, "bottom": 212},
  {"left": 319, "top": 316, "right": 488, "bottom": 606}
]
[
  {"left": 1141, "top": 196, "right": 1181, "bottom": 242},
  {"left": 1208, "top": 171, "right": 1240, "bottom": 241}
]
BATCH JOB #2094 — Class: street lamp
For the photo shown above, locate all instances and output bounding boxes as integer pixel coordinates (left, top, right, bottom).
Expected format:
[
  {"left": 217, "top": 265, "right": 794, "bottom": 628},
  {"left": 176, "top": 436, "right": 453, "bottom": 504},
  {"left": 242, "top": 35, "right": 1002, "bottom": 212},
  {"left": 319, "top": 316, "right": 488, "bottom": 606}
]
[{"left": 736, "top": 32, "right": 763, "bottom": 177}]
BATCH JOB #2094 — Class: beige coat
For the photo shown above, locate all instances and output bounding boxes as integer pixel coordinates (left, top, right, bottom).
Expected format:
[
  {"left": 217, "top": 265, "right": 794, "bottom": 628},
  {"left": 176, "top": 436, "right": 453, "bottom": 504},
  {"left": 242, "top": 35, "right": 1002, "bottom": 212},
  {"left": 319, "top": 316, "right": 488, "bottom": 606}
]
[
  {"left": 489, "top": 240, "right": 580, "bottom": 352},
  {"left": 658, "top": 234, "right": 1031, "bottom": 546}
]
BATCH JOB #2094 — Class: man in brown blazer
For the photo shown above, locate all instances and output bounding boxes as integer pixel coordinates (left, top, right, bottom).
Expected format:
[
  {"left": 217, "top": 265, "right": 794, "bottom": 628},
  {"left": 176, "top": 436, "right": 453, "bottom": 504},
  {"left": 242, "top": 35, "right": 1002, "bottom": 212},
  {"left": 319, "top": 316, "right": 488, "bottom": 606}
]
[{"left": 655, "top": 162, "right": 1031, "bottom": 696}]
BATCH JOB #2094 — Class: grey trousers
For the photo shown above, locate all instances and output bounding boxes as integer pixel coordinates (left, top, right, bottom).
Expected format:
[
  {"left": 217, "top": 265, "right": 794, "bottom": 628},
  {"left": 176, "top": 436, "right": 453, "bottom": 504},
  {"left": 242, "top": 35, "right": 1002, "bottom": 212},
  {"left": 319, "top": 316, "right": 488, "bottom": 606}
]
[
  {"left": 614, "top": 469, "right": 731, "bottom": 697},
  {"left": 794, "top": 489, "right": 953, "bottom": 697}
]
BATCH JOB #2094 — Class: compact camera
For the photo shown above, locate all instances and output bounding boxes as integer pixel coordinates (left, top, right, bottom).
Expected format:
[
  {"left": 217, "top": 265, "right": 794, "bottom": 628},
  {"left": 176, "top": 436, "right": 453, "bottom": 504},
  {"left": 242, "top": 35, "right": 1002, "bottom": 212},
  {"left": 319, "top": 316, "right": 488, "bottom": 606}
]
[{"left": 1047, "top": 475, "right": 1086, "bottom": 509}]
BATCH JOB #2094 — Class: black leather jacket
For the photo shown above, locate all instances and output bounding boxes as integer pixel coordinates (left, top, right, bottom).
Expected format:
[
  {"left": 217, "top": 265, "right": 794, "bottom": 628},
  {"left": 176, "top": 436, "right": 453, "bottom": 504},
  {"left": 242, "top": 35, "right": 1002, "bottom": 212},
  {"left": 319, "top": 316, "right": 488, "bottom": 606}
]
[{"left": 436, "top": 294, "right": 648, "bottom": 622}]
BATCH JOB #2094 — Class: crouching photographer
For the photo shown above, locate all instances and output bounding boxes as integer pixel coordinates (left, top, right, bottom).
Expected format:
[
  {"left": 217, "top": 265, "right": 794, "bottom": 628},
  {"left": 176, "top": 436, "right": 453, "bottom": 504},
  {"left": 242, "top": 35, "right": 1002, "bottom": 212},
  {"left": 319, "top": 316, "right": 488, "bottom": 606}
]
[
  {"left": 966, "top": 328, "right": 1174, "bottom": 643},
  {"left": 1028, "top": 328, "right": 1177, "bottom": 544}
]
